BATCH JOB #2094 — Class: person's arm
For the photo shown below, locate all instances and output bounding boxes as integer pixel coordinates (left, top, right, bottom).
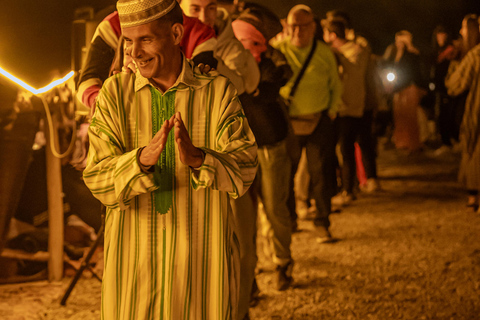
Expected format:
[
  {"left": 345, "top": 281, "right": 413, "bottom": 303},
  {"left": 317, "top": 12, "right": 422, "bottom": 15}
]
[
  {"left": 264, "top": 47, "right": 293, "bottom": 86},
  {"left": 326, "top": 47, "right": 343, "bottom": 118},
  {"left": 445, "top": 51, "right": 476, "bottom": 97},
  {"left": 190, "top": 82, "right": 258, "bottom": 199},
  {"left": 215, "top": 31, "right": 260, "bottom": 94},
  {"left": 76, "top": 12, "right": 121, "bottom": 109},
  {"left": 82, "top": 75, "right": 159, "bottom": 210}
]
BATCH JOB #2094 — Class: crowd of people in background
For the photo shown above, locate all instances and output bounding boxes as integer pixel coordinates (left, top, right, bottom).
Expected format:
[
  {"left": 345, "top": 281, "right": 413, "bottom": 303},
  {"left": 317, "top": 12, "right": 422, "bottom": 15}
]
[
  {"left": 3, "top": 1, "right": 478, "bottom": 319},
  {"left": 76, "top": 1, "right": 480, "bottom": 319}
]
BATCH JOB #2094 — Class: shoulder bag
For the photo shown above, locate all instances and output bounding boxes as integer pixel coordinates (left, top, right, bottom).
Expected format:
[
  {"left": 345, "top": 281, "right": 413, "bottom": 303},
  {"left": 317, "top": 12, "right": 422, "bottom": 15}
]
[{"left": 285, "top": 40, "right": 323, "bottom": 136}]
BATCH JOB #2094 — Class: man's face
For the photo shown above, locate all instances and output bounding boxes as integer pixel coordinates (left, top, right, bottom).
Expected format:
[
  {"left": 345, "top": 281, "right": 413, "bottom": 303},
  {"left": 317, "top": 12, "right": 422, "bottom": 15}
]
[
  {"left": 180, "top": 0, "right": 217, "bottom": 28},
  {"left": 287, "top": 10, "right": 315, "bottom": 48},
  {"left": 436, "top": 32, "right": 448, "bottom": 47},
  {"left": 123, "top": 20, "right": 177, "bottom": 80}
]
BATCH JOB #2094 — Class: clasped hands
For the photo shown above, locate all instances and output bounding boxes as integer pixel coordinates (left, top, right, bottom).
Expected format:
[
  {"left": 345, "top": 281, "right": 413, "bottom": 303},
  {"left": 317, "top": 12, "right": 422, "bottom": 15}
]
[{"left": 139, "top": 112, "right": 205, "bottom": 169}]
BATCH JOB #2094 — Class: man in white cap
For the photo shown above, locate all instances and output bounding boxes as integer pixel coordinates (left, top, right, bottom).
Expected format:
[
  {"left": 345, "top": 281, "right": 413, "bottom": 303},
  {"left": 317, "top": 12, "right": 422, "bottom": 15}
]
[{"left": 82, "top": 0, "right": 258, "bottom": 319}]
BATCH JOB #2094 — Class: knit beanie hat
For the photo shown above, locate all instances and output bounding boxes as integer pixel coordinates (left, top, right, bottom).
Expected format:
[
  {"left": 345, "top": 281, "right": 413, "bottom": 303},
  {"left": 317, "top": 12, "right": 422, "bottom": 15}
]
[
  {"left": 117, "top": 0, "right": 176, "bottom": 28},
  {"left": 232, "top": 19, "right": 267, "bottom": 63},
  {"left": 236, "top": 3, "right": 282, "bottom": 41}
]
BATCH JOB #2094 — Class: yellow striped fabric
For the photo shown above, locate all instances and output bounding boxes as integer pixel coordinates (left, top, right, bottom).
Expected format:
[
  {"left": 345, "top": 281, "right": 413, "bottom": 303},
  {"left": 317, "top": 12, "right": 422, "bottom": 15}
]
[{"left": 83, "top": 57, "right": 258, "bottom": 320}]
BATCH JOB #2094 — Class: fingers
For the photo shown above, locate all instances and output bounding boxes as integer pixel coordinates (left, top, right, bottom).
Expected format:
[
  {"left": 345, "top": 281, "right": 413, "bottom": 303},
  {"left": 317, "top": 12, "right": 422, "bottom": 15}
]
[
  {"left": 151, "top": 120, "right": 173, "bottom": 151},
  {"left": 174, "top": 112, "right": 193, "bottom": 147},
  {"left": 174, "top": 112, "right": 189, "bottom": 141},
  {"left": 174, "top": 111, "right": 182, "bottom": 124},
  {"left": 140, "top": 119, "right": 174, "bottom": 166},
  {"left": 172, "top": 112, "right": 203, "bottom": 167},
  {"left": 122, "top": 61, "right": 137, "bottom": 73},
  {"left": 151, "top": 120, "right": 168, "bottom": 143},
  {"left": 197, "top": 63, "right": 213, "bottom": 74}
]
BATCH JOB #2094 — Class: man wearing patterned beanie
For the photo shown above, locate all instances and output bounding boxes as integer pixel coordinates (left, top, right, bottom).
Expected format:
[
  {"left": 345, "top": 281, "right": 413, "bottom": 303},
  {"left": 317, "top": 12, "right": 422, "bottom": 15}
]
[{"left": 82, "top": 0, "right": 257, "bottom": 319}]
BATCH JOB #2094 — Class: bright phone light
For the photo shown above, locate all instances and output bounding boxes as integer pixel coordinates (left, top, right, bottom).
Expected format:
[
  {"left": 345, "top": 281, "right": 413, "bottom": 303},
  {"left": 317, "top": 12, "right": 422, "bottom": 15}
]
[
  {"left": 0, "top": 66, "right": 74, "bottom": 95},
  {"left": 387, "top": 72, "right": 396, "bottom": 82}
]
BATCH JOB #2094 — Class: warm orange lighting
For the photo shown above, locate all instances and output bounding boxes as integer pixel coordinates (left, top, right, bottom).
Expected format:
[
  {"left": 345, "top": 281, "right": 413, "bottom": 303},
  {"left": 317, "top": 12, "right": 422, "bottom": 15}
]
[{"left": 0, "top": 66, "right": 74, "bottom": 95}]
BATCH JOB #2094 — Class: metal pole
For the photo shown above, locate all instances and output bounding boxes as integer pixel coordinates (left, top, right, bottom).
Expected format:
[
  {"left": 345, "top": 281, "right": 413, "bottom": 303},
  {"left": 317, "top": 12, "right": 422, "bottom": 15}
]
[{"left": 45, "top": 114, "right": 64, "bottom": 281}]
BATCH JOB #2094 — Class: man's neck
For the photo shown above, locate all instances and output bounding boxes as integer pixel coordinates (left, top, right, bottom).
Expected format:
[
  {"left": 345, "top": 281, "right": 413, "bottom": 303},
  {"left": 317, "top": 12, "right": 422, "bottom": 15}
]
[
  {"left": 294, "top": 38, "right": 314, "bottom": 49},
  {"left": 150, "top": 53, "right": 183, "bottom": 92}
]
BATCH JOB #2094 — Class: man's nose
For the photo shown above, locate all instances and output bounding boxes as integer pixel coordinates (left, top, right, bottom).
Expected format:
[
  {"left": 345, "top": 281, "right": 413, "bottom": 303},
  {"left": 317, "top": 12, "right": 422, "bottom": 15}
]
[
  {"left": 199, "top": 9, "right": 207, "bottom": 24},
  {"left": 129, "top": 42, "right": 142, "bottom": 58}
]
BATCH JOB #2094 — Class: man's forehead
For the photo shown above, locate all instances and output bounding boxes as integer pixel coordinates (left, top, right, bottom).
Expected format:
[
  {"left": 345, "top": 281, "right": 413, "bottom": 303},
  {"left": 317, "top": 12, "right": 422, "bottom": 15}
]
[
  {"left": 287, "top": 10, "right": 313, "bottom": 25},
  {"left": 122, "top": 20, "right": 166, "bottom": 37}
]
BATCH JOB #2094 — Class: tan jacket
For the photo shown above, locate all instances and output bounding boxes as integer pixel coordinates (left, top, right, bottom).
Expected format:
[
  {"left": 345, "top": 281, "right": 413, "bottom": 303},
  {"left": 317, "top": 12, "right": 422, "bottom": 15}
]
[
  {"left": 335, "top": 40, "right": 370, "bottom": 118},
  {"left": 213, "top": 8, "right": 260, "bottom": 94}
]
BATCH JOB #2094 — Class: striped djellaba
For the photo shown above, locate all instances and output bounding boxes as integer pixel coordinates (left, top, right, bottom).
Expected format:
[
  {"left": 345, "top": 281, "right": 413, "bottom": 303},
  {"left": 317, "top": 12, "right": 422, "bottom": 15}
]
[
  {"left": 446, "top": 44, "right": 480, "bottom": 191},
  {"left": 83, "top": 57, "right": 258, "bottom": 320}
]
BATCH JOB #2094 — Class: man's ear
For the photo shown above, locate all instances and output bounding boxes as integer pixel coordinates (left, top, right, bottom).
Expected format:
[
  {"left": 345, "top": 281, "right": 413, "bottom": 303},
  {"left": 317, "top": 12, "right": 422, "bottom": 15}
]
[{"left": 171, "top": 23, "right": 184, "bottom": 45}]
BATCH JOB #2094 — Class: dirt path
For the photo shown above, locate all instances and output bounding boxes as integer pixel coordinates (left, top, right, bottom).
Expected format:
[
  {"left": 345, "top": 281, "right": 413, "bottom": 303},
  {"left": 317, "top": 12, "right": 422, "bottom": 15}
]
[
  {"left": 1, "top": 146, "right": 479, "bottom": 320},
  {"left": 251, "top": 147, "right": 480, "bottom": 320}
]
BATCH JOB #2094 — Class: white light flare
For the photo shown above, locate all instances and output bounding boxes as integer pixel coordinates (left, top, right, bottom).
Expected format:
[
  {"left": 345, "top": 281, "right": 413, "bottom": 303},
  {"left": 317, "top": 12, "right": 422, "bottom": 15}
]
[
  {"left": 0, "top": 66, "right": 74, "bottom": 95},
  {"left": 386, "top": 72, "right": 396, "bottom": 82}
]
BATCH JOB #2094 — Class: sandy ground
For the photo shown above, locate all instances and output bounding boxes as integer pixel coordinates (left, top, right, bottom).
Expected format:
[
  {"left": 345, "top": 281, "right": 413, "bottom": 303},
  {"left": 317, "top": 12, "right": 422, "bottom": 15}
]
[{"left": 1, "top": 144, "right": 479, "bottom": 320}]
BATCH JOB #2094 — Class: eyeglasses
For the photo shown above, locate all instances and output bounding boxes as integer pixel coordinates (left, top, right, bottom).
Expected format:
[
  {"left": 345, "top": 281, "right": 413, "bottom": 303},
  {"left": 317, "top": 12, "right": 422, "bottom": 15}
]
[{"left": 288, "top": 21, "right": 313, "bottom": 31}]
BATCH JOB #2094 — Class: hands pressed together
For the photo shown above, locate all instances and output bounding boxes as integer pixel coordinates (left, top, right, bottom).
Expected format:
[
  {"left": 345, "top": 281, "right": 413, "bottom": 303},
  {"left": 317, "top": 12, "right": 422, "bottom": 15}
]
[{"left": 139, "top": 112, "right": 205, "bottom": 169}]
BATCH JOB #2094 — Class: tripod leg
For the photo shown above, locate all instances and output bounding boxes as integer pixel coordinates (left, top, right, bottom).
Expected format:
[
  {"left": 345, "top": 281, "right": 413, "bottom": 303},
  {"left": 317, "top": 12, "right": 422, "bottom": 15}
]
[{"left": 60, "top": 217, "right": 104, "bottom": 305}]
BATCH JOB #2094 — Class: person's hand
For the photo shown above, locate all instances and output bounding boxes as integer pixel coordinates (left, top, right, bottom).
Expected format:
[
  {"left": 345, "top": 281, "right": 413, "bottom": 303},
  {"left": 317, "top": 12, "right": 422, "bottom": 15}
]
[
  {"left": 174, "top": 112, "right": 205, "bottom": 168},
  {"left": 197, "top": 63, "right": 214, "bottom": 74},
  {"left": 122, "top": 61, "right": 137, "bottom": 73},
  {"left": 112, "top": 62, "right": 136, "bottom": 75},
  {"left": 139, "top": 115, "right": 175, "bottom": 166}
]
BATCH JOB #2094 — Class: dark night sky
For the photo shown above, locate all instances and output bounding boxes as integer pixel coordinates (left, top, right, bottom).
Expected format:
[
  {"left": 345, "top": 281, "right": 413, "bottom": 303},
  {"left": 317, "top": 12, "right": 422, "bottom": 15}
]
[{"left": 0, "top": 0, "right": 478, "bottom": 87}]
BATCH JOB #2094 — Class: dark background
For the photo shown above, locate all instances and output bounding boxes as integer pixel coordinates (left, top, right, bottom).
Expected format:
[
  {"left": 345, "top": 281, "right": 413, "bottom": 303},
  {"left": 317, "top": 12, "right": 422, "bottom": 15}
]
[{"left": 0, "top": 0, "right": 478, "bottom": 87}]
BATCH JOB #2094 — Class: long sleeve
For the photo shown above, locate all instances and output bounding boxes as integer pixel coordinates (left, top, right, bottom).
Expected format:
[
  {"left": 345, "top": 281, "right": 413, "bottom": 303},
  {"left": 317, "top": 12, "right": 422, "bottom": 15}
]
[
  {"left": 445, "top": 56, "right": 475, "bottom": 97},
  {"left": 76, "top": 12, "right": 121, "bottom": 109},
  {"left": 214, "top": 12, "right": 260, "bottom": 95},
  {"left": 445, "top": 45, "right": 480, "bottom": 155},
  {"left": 83, "top": 80, "right": 157, "bottom": 210},
  {"left": 191, "top": 87, "right": 257, "bottom": 199},
  {"left": 327, "top": 48, "right": 343, "bottom": 117}
]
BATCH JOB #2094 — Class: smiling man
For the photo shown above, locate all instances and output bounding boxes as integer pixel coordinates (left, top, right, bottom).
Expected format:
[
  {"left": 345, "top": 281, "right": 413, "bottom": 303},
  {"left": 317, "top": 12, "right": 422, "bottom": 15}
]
[{"left": 82, "top": 0, "right": 257, "bottom": 319}]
